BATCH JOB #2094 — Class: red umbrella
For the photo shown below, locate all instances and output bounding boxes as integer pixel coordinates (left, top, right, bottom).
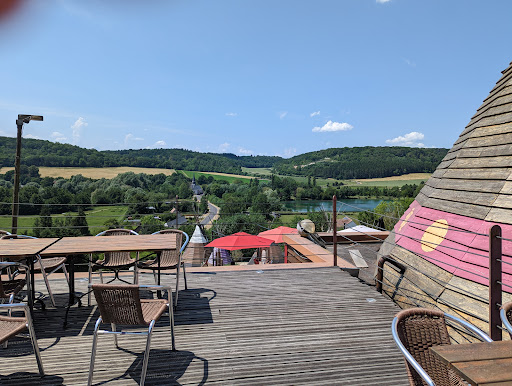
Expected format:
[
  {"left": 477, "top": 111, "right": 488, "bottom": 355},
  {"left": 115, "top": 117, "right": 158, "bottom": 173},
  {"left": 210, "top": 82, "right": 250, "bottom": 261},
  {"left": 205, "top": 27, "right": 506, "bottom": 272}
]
[
  {"left": 258, "top": 226, "right": 298, "bottom": 264},
  {"left": 258, "top": 226, "right": 298, "bottom": 244},
  {"left": 205, "top": 232, "right": 274, "bottom": 251}
]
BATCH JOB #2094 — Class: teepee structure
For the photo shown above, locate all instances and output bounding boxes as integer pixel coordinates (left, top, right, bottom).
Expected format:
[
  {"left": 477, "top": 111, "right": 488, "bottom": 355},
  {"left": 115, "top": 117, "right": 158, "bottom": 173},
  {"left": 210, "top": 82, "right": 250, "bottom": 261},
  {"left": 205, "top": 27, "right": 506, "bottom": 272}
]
[
  {"left": 182, "top": 225, "right": 208, "bottom": 267},
  {"left": 379, "top": 61, "right": 512, "bottom": 331}
]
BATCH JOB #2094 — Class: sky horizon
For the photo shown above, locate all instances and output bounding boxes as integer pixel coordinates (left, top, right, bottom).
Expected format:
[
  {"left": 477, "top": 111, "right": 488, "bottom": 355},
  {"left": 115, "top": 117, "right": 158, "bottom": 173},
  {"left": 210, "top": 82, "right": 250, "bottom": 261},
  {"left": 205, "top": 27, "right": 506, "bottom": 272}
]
[{"left": 1, "top": 0, "right": 511, "bottom": 158}]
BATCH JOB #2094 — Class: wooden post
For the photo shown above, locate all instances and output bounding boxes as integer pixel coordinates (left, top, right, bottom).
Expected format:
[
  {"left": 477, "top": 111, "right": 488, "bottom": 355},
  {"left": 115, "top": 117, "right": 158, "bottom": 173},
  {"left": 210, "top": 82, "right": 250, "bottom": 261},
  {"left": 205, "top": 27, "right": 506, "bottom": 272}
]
[
  {"left": 11, "top": 121, "right": 23, "bottom": 234},
  {"left": 489, "top": 225, "right": 502, "bottom": 341},
  {"left": 175, "top": 195, "right": 179, "bottom": 229},
  {"left": 333, "top": 195, "right": 337, "bottom": 267}
]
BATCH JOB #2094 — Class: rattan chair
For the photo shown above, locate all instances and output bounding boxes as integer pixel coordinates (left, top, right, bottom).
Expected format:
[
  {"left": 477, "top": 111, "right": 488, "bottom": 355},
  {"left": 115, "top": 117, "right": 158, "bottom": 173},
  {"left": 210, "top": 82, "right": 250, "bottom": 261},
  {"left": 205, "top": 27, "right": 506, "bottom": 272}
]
[
  {"left": 0, "top": 302, "right": 44, "bottom": 376},
  {"left": 392, "top": 308, "right": 492, "bottom": 386},
  {"left": 137, "top": 229, "right": 190, "bottom": 309},
  {"left": 88, "top": 284, "right": 175, "bottom": 386},
  {"left": 88, "top": 229, "right": 139, "bottom": 305},
  {"left": 500, "top": 301, "right": 512, "bottom": 339},
  {"left": 1, "top": 234, "right": 68, "bottom": 307}
]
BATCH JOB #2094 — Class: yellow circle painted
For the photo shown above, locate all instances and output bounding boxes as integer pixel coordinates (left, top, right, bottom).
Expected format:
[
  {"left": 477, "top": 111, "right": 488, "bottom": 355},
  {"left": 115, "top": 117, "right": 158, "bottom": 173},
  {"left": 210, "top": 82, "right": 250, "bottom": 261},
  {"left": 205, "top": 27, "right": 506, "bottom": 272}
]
[
  {"left": 421, "top": 219, "right": 449, "bottom": 252},
  {"left": 399, "top": 208, "right": 415, "bottom": 232}
]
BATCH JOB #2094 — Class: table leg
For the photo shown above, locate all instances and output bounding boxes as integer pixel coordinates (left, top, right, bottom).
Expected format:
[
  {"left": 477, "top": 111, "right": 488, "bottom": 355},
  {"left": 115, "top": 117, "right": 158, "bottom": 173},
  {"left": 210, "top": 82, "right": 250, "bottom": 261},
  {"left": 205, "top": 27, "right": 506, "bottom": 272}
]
[{"left": 63, "top": 255, "right": 75, "bottom": 328}]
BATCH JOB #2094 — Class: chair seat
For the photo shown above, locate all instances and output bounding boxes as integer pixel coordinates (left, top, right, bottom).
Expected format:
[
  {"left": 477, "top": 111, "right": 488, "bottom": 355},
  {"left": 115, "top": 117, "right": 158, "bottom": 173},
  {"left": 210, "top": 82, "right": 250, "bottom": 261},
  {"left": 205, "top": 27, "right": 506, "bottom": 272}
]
[
  {"left": 138, "top": 259, "right": 178, "bottom": 270},
  {"left": 95, "top": 258, "right": 136, "bottom": 268},
  {"left": 1, "top": 278, "right": 26, "bottom": 298},
  {"left": 0, "top": 315, "right": 27, "bottom": 344},
  {"left": 33, "top": 257, "right": 67, "bottom": 272},
  {"left": 141, "top": 299, "right": 168, "bottom": 325}
]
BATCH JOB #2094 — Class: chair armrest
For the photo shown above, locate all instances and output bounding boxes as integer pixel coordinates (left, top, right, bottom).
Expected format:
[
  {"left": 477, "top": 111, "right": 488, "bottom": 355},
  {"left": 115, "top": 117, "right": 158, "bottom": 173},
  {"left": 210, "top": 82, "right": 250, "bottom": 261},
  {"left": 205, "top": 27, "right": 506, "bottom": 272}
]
[
  {"left": 0, "top": 261, "right": 29, "bottom": 270},
  {"left": 0, "top": 303, "right": 29, "bottom": 312},
  {"left": 180, "top": 232, "right": 190, "bottom": 254},
  {"left": 391, "top": 317, "right": 435, "bottom": 386},
  {"left": 445, "top": 313, "right": 493, "bottom": 342}
]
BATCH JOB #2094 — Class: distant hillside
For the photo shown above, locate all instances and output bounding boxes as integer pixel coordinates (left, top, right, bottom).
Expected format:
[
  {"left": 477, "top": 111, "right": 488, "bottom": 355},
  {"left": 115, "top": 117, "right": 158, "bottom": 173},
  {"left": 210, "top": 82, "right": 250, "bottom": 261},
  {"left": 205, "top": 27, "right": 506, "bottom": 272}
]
[
  {"left": 273, "top": 147, "right": 448, "bottom": 179},
  {"left": 0, "top": 137, "right": 448, "bottom": 179}
]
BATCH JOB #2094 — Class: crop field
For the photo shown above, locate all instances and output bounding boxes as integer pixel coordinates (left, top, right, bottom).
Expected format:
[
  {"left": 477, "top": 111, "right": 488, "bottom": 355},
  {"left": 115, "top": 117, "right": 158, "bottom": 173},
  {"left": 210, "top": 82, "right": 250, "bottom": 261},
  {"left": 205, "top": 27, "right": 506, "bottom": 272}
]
[
  {"left": 242, "top": 167, "right": 273, "bottom": 175},
  {"left": 180, "top": 170, "right": 258, "bottom": 183},
  {"left": 342, "top": 173, "right": 431, "bottom": 187},
  {"left": 0, "top": 205, "right": 129, "bottom": 235},
  {"left": 0, "top": 167, "right": 175, "bottom": 179}
]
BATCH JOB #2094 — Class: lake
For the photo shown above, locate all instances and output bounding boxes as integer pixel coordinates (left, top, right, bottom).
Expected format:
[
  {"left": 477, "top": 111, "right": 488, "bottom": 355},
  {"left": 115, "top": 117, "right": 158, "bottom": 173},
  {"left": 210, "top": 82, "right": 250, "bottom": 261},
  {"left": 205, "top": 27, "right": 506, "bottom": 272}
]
[{"left": 282, "top": 199, "right": 385, "bottom": 213}]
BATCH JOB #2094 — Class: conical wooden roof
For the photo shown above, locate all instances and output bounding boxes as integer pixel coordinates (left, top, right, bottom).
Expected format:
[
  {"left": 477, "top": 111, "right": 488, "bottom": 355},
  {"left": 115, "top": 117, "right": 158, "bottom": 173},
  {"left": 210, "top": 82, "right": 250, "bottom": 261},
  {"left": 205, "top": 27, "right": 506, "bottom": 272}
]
[
  {"left": 381, "top": 61, "right": 512, "bottom": 294},
  {"left": 416, "top": 61, "right": 512, "bottom": 223}
]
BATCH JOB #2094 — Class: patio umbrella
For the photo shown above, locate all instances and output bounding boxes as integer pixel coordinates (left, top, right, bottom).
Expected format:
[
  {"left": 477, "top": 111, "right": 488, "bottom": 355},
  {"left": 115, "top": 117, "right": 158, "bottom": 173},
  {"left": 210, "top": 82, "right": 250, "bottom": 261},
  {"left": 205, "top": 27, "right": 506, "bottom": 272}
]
[
  {"left": 205, "top": 232, "right": 274, "bottom": 251},
  {"left": 258, "top": 226, "right": 298, "bottom": 264}
]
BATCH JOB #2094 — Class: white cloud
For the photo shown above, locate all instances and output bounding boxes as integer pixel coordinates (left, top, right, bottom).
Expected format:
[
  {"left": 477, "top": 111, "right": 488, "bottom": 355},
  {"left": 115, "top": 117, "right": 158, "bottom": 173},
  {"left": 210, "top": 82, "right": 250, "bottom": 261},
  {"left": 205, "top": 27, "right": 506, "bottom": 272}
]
[
  {"left": 279, "top": 111, "right": 288, "bottom": 119},
  {"left": 386, "top": 131, "right": 426, "bottom": 147},
  {"left": 24, "top": 134, "right": 41, "bottom": 139},
  {"left": 51, "top": 131, "right": 67, "bottom": 142},
  {"left": 225, "top": 112, "right": 238, "bottom": 117},
  {"left": 283, "top": 147, "right": 297, "bottom": 158},
  {"left": 403, "top": 58, "right": 416, "bottom": 67},
  {"left": 153, "top": 140, "right": 166, "bottom": 148},
  {"left": 218, "top": 142, "right": 230, "bottom": 152},
  {"left": 238, "top": 147, "right": 253, "bottom": 155},
  {"left": 310, "top": 111, "right": 320, "bottom": 117},
  {"left": 376, "top": 0, "right": 391, "bottom": 3},
  {"left": 312, "top": 120, "right": 353, "bottom": 132},
  {"left": 124, "top": 133, "right": 144, "bottom": 148},
  {"left": 71, "top": 117, "right": 88, "bottom": 145}
]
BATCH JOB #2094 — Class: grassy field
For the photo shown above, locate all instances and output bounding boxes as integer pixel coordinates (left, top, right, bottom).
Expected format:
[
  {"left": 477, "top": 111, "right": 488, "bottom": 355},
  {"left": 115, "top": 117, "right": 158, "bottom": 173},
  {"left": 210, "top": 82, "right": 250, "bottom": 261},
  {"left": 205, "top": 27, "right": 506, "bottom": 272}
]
[
  {"left": 241, "top": 167, "right": 273, "bottom": 175},
  {"left": 180, "top": 170, "right": 258, "bottom": 183},
  {"left": 0, "top": 167, "right": 175, "bottom": 179},
  {"left": 0, "top": 205, "right": 129, "bottom": 235}
]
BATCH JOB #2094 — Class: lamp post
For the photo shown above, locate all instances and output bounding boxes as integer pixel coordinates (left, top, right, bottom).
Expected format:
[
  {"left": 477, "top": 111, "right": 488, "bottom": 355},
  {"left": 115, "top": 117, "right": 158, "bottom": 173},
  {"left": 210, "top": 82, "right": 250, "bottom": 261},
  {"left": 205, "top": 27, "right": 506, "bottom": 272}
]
[{"left": 11, "top": 114, "right": 43, "bottom": 234}]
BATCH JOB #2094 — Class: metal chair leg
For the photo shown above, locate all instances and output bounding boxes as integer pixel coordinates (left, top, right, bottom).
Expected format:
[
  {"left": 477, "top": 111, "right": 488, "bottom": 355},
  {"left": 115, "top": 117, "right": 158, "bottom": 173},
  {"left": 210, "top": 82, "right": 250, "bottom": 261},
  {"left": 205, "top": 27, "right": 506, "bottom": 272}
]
[
  {"left": 25, "top": 306, "right": 44, "bottom": 376},
  {"left": 88, "top": 256, "right": 93, "bottom": 306},
  {"left": 140, "top": 320, "right": 155, "bottom": 386},
  {"left": 182, "top": 263, "right": 188, "bottom": 290},
  {"left": 88, "top": 317, "right": 102, "bottom": 386},
  {"left": 167, "top": 291, "right": 175, "bottom": 351},
  {"left": 174, "top": 265, "right": 180, "bottom": 310},
  {"left": 111, "top": 323, "right": 118, "bottom": 347}
]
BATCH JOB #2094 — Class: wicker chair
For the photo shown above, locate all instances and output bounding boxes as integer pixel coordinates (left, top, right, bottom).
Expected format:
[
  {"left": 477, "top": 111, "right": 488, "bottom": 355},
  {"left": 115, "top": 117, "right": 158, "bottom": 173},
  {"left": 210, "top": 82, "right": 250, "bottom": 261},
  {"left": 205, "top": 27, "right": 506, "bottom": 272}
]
[
  {"left": 88, "top": 229, "right": 139, "bottom": 305},
  {"left": 88, "top": 284, "right": 175, "bottom": 386},
  {"left": 392, "top": 308, "right": 492, "bottom": 386},
  {"left": 137, "top": 229, "right": 190, "bottom": 309},
  {"left": 1, "top": 234, "right": 68, "bottom": 308},
  {"left": 500, "top": 301, "right": 512, "bottom": 339},
  {"left": 0, "top": 302, "right": 44, "bottom": 376},
  {"left": 1, "top": 261, "right": 28, "bottom": 348}
]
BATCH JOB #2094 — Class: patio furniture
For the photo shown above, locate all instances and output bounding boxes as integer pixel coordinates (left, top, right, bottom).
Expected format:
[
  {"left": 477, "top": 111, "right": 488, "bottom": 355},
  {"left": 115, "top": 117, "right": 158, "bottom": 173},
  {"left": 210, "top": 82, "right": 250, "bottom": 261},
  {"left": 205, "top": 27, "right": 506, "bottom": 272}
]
[
  {"left": 88, "top": 229, "right": 139, "bottom": 305},
  {"left": 1, "top": 234, "right": 69, "bottom": 308},
  {"left": 137, "top": 229, "right": 190, "bottom": 309},
  {"left": 392, "top": 307, "right": 492, "bottom": 386},
  {"left": 500, "top": 301, "right": 512, "bottom": 339},
  {"left": 0, "top": 302, "right": 44, "bottom": 376},
  {"left": 88, "top": 284, "right": 175, "bottom": 386}
]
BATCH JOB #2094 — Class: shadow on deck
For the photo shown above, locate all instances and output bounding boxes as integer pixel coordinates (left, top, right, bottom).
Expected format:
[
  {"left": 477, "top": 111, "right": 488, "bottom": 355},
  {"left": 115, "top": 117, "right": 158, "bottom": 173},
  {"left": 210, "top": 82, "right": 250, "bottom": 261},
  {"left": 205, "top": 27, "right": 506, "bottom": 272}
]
[{"left": 0, "top": 267, "right": 408, "bottom": 385}]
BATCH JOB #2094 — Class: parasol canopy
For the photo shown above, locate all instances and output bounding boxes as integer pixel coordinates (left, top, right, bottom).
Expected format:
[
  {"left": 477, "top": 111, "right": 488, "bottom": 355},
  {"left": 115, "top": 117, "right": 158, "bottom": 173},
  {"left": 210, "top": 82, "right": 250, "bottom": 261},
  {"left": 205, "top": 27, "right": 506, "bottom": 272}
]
[
  {"left": 258, "top": 226, "right": 298, "bottom": 244},
  {"left": 205, "top": 232, "right": 274, "bottom": 251}
]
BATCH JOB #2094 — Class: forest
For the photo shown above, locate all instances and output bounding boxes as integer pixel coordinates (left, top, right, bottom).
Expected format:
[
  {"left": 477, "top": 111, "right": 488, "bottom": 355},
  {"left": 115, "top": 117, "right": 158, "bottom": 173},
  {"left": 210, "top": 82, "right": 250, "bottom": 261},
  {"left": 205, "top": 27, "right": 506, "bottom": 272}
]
[{"left": 0, "top": 137, "right": 447, "bottom": 180}]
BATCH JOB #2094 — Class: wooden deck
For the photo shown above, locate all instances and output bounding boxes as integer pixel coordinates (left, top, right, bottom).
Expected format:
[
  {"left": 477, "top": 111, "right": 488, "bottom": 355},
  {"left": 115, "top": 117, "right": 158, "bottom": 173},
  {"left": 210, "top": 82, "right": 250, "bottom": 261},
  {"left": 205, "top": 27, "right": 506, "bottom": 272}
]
[{"left": 0, "top": 267, "right": 409, "bottom": 385}]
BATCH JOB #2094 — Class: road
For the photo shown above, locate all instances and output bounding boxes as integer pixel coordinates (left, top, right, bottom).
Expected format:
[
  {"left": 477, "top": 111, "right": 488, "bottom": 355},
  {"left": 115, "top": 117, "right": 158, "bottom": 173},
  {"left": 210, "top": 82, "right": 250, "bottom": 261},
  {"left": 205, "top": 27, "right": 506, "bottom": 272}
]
[{"left": 200, "top": 201, "right": 219, "bottom": 228}]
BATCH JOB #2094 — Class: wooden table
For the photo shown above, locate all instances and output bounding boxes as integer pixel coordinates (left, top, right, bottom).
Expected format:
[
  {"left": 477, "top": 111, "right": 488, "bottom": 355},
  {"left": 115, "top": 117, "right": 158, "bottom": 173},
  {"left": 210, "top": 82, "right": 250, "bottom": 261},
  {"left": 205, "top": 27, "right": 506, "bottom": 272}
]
[
  {"left": 0, "top": 237, "right": 61, "bottom": 311},
  {"left": 40, "top": 234, "right": 178, "bottom": 326},
  {"left": 431, "top": 340, "right": 512, "bottom": 385}
]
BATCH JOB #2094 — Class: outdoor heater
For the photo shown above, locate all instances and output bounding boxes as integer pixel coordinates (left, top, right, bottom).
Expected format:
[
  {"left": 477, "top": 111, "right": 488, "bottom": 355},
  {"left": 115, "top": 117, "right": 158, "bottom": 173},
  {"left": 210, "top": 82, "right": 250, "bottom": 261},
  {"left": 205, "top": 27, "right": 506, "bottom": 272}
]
[{"left": 11, "top": 114, "right": 43, "bottom": 234}]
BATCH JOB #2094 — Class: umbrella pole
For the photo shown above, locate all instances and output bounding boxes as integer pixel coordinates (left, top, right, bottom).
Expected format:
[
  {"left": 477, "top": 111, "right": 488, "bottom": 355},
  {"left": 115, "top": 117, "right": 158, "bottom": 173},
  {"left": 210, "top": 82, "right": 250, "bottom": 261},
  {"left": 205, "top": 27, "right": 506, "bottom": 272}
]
[{"left": 284, "top": 244, "right": 288, "bottom": 264}]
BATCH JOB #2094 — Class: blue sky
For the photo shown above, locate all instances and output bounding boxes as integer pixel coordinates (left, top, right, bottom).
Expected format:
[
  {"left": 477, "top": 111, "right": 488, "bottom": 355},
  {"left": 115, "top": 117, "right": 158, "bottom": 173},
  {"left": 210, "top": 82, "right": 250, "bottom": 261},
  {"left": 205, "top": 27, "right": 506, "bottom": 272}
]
[{"left": 0, "top": 0, "right": 511, "bottom": 158}]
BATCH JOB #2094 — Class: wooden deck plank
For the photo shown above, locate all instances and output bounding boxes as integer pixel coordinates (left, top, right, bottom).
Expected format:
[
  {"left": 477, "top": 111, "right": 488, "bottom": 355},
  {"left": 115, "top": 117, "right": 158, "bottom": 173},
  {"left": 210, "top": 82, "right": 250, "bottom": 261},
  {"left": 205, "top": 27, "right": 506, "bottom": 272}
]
[{"left": 0, "top": 268, "right": 408, "bottom": 385}]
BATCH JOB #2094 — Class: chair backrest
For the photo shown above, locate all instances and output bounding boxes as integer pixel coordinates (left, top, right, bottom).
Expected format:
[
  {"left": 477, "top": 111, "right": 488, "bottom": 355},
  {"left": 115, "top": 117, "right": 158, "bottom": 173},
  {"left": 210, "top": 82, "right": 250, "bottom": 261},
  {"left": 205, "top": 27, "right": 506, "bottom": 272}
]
[
  {"left": 500, "top": 302, "right": 512, "bottom": 339},
  {"left": 95, "top": 229, "right": 138, "bottom": 266},
  {"left": 393, "top": 308, "right": 492, "bottom": 386},
  {"left": 92, "top": 284, "right": 146, "bottom": 325},
  {"left": 394, "top": 308, "right": 460, "bottom": 386},
  {"left": 152, "top": 229, "right": 188, "bottom": 267},
  {"left": 0, "top": 230, "right": 11, "bottom": 236}
]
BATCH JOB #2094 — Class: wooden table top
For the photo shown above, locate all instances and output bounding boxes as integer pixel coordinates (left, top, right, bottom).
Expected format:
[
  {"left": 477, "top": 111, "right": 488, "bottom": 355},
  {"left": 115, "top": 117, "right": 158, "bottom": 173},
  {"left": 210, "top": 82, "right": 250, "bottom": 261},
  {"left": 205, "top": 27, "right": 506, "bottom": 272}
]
[
  {"left": 0, "top": 238, "right": 60, "bottom": 259},
  {"left": 0, "top": 234, "right": 177, "bottom": 258},
  {"left": 431, "top": 340, "right": 512, "bottom": 385},
  {"left": 41, "top": 234, "right": 178, "bottom": 255}
]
